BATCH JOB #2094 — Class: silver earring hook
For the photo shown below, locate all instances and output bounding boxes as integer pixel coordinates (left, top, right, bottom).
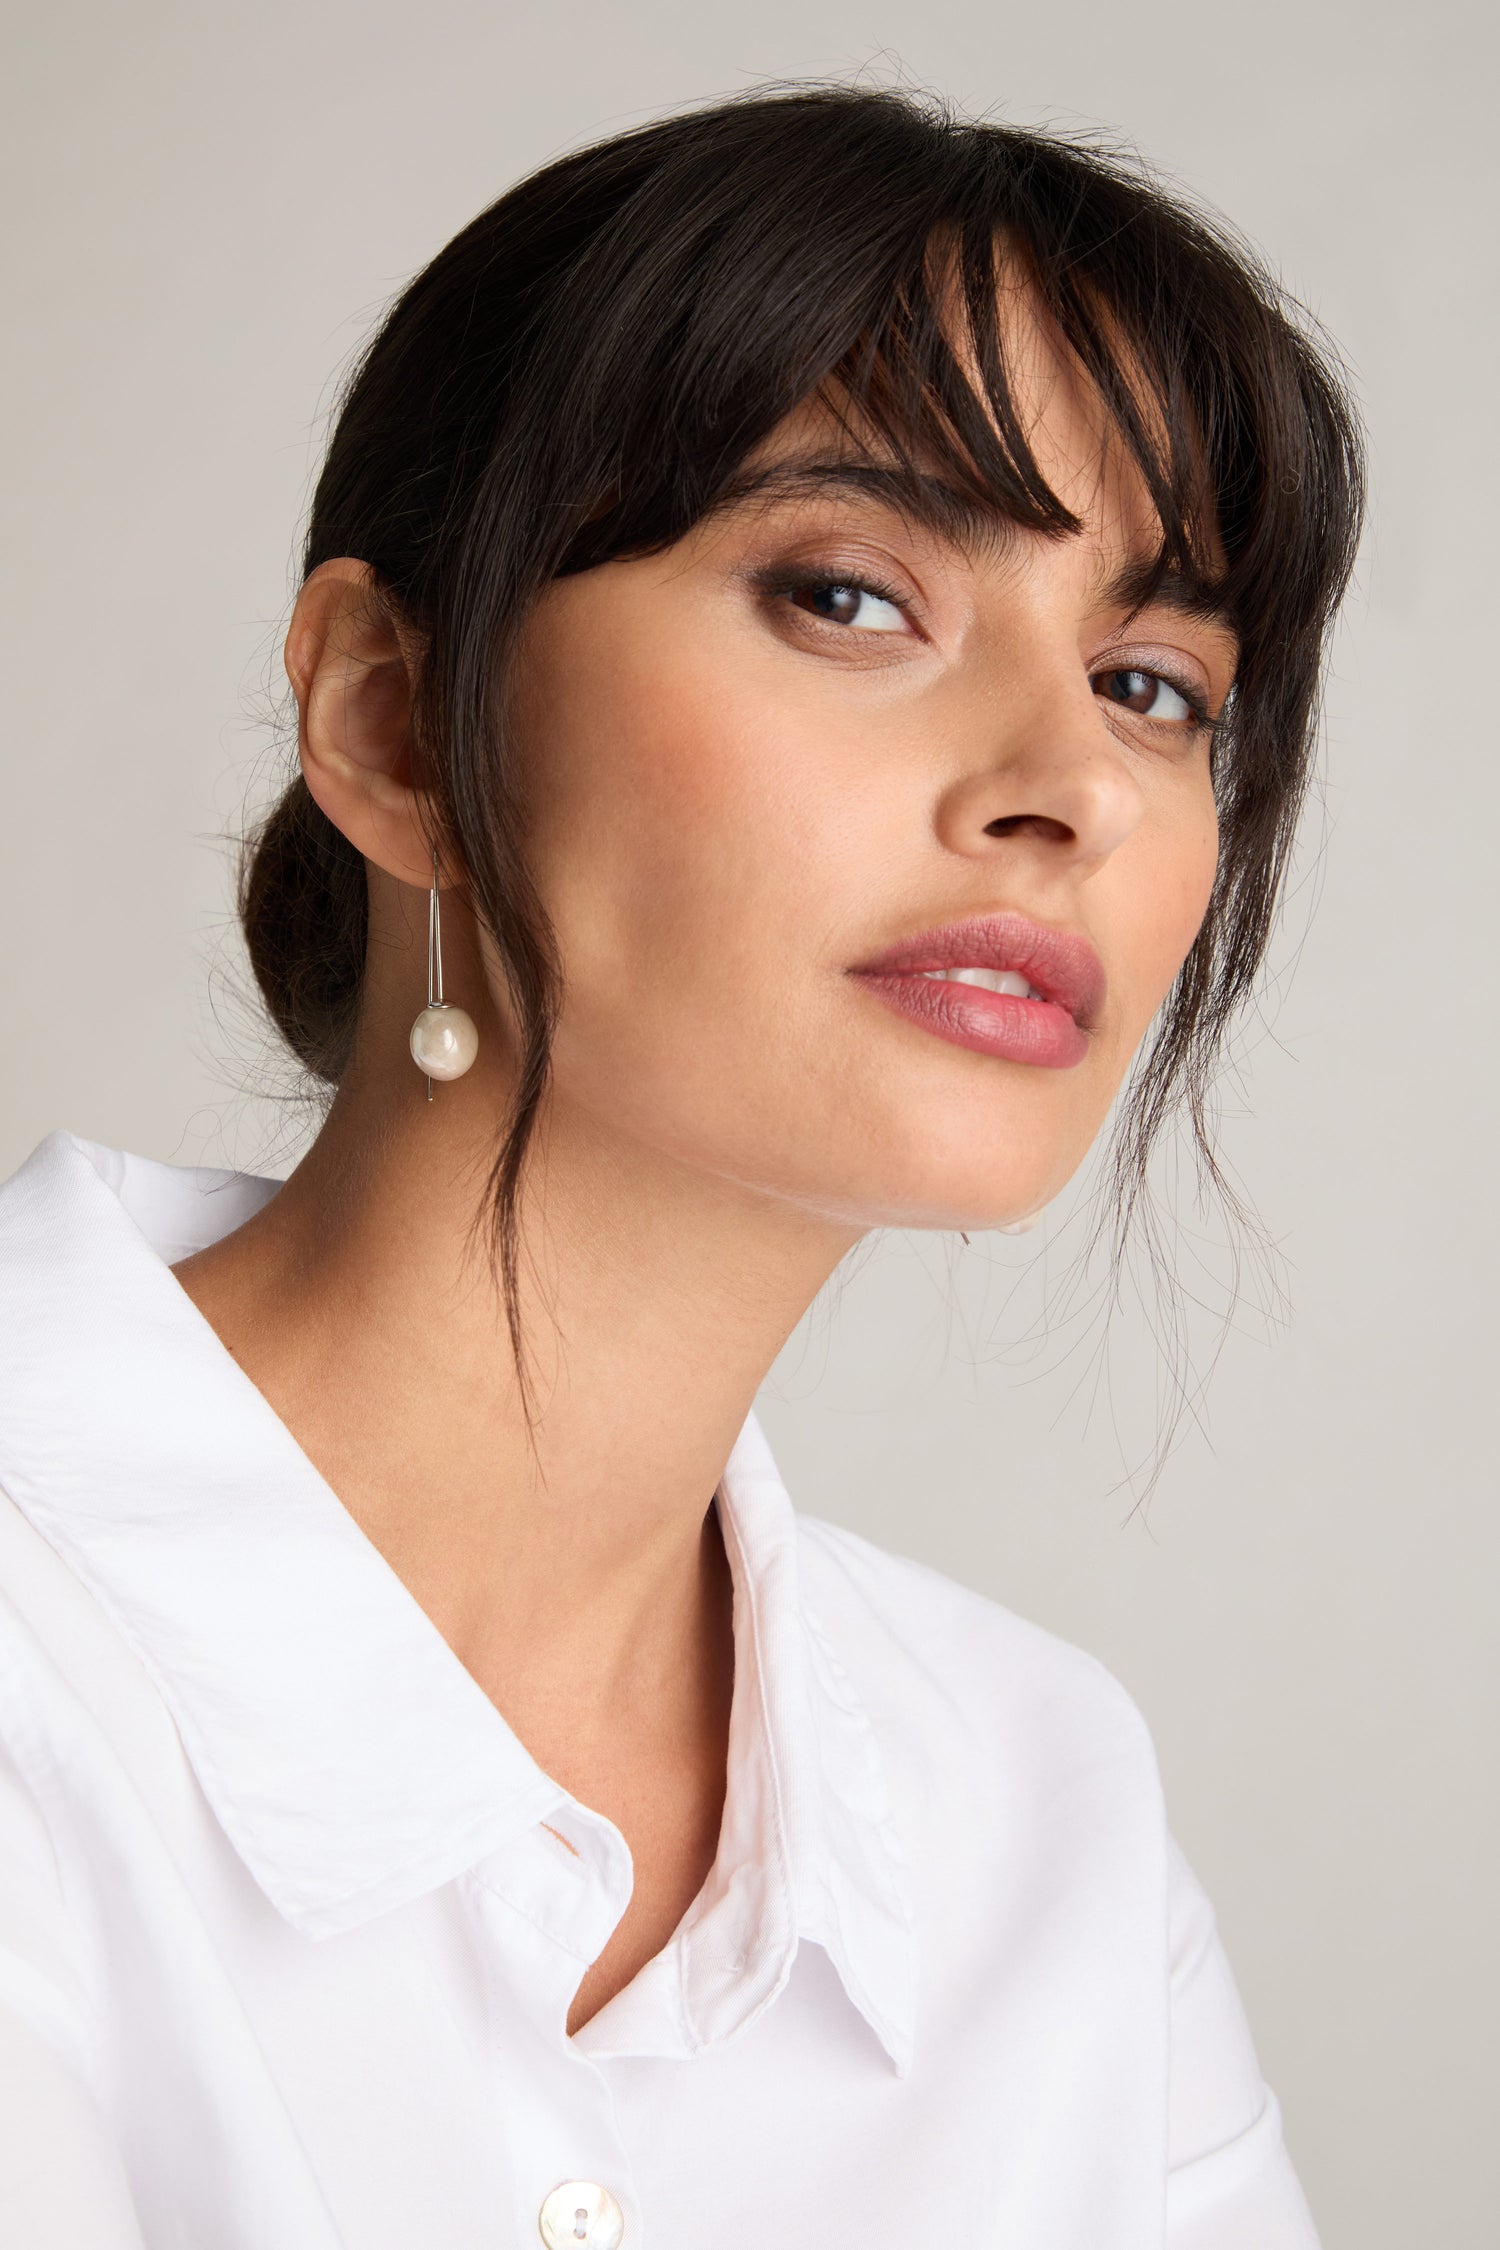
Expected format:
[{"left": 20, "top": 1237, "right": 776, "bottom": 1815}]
[
  {"left": 424, "top": 851, "right": 442, "bottom": 1099},
  {"left": 427, "top": 850, "right": 444, "bottom": 1010}
]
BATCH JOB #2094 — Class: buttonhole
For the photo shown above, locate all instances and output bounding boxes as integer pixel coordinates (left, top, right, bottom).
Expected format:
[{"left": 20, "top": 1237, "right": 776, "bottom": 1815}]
[{"left": 541, "top": 1821, "right": 581, "bottom": 1859}]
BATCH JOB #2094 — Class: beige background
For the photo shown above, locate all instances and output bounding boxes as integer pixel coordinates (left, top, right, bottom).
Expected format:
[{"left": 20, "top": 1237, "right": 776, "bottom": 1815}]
[{"left": 3, "top": 3, "right": 1494, "bottom": 2242}]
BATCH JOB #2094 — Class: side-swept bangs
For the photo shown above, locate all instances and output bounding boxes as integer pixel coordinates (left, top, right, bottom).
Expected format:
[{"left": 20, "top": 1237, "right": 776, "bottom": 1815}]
[{"left": 247, "top": 82, "right": 1365, "bottom": 1412}]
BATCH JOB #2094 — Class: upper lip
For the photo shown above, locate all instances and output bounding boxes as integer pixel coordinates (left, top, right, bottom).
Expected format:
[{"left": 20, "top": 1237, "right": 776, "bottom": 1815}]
[{"left": 850, "top": 912, "right": 1107, "bottom": 1030}]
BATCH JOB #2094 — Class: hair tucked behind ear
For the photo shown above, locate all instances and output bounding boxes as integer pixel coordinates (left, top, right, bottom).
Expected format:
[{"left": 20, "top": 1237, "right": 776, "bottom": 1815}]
[{"left": 241, "top": 79, "right": 1364, "bottom": 1449}]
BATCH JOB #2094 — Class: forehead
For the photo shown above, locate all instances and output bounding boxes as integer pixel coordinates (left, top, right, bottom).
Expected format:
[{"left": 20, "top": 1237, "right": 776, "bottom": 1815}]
[
  {"left": 775, "top": 247, "right": 1205, "bottom": 523},
  {"left": 959, "top": 266, "right": 1163, "bottom": 534}
]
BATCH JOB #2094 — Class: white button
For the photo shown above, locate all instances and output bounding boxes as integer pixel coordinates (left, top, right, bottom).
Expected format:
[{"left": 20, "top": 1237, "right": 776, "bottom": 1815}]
[{"left": 538, "top": 2179, "right": 624, "bottom": 2248}]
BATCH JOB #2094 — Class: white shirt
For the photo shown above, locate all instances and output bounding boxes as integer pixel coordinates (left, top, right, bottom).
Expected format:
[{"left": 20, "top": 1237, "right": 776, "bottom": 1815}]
[{"left": 0, "top": 1130, "right": 1320, "bottom": 2250}]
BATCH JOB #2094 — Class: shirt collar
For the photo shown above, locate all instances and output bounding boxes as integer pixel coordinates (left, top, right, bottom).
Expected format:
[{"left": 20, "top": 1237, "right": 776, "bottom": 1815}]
[{"left": 0, "top": 1131, "right": 913, "bottom": 2073}]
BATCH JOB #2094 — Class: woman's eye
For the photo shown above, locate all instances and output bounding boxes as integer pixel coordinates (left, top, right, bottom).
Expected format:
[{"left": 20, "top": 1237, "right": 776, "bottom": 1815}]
[
  {"left": 1093, "top": 666, "right": 1201, "bottom": 725},
  {"left": 785, "top": 579, "right": 909, "bottom": 634}
]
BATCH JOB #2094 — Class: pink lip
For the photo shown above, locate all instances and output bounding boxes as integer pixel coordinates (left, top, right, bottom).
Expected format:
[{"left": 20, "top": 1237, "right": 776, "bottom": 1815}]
[{"left": 848, "top": 913, "right": 1106, "bottom": 1071}]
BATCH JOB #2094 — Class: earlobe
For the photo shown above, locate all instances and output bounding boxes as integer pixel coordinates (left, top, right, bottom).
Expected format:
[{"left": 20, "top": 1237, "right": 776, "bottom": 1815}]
[{"left": 287, "top": 558, "right": 434, "bottom": 889}]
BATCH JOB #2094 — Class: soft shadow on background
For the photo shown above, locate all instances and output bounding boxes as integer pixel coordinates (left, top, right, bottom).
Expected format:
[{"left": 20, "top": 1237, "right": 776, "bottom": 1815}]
[{"left": 3, "top": 5, "right": 1495, "bottom": 2243}]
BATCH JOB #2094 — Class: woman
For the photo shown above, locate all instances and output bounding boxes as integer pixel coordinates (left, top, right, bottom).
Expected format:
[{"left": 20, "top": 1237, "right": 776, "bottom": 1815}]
[{"left": 0, "top": 83, "right": 1361, "bottom": 2249}]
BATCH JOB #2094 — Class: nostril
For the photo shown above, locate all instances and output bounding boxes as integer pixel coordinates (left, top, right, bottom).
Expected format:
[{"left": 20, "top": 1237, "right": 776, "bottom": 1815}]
[{"left": 982, "top": 812, "right": 1073, "bottom": 841}]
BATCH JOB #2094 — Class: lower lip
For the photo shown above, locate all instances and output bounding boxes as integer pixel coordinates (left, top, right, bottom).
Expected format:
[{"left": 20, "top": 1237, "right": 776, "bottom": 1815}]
[{"left": 851, "top": 971, "right": 1091, "bottom": 1068}]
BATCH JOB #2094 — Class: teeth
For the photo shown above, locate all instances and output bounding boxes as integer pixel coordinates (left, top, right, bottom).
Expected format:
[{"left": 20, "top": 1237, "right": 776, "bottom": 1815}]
[{"left": 920, "top": 966, "right": 1044, "bottom": 1000}]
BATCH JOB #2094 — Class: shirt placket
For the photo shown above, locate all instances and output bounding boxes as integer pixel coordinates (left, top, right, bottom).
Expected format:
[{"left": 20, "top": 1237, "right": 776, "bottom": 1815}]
[{"left": 467, "top": 1810, "right": 644, "bottom": 2247}]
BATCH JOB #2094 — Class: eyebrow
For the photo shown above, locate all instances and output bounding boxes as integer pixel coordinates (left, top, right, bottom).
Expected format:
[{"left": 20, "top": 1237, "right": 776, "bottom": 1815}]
[
  {"left": 708, "top": 454, "right": 1239, "bottom": 637},
  {"left": 1100, "top": 547, "right": 1239, "bottom": 639},
  {"left": 709, "top": 456, "right": 1018, "bottom": 565}
]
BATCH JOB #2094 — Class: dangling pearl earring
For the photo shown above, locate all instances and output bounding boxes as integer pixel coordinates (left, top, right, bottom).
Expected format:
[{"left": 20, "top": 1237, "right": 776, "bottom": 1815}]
[{"left": 408, "top": 850, "right": 479, "bottom": 1100}]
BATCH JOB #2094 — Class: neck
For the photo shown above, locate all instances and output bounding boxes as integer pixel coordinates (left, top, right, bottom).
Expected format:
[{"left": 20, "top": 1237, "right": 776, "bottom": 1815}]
[{"left": 173, "top": 1039, "right": 860, "bottom": 1731}]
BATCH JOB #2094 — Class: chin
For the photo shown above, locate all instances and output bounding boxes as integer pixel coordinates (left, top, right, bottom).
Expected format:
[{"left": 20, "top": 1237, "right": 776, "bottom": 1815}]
[
  {"left": 813, "top": 1094, "right": 1097, "bottom": 1234},
  {"left": 800, "top": 1152, "right": 1074, "bottom": 1236}
]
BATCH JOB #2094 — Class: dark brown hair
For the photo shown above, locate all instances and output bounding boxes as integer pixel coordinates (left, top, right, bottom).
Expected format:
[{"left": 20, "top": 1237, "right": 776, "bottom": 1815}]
[{"left": 242, "top": 82, "right": 1364, "bottom": 1408}]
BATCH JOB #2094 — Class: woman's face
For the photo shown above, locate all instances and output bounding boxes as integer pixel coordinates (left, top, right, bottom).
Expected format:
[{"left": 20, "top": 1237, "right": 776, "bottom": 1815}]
[{"left": 506, "top": 313, "right": 1233, "bottom": 1233}]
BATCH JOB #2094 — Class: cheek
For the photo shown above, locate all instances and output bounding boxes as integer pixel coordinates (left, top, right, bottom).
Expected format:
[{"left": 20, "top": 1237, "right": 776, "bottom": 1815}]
[
  {"left": 513, "top": 588, "right": 855, "bottom": 1091},
  {"left": 1113, "top": 777, "right": 1219, "bottom": 1035},
  {"left": 544, "top": 684, "right": 819, "bottom": 964}
]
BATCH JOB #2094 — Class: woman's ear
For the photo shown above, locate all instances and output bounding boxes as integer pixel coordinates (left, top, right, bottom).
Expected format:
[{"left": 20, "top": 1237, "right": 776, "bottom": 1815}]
[{"left": 285, "top": 559, "right": 435, "bottom": 888}]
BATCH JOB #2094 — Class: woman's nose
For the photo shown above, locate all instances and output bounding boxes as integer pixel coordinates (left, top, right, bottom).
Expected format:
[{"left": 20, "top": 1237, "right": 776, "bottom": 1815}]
[{"left": 932, "top": 670, "right": 1147, "bottom": 876}]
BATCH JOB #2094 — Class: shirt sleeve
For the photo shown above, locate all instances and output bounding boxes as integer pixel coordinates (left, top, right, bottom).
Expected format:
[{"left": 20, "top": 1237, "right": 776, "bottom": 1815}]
[
  {"left": 1164, "top": 1829, "right": 1322, "bottom": 2249},
  {"left": 0, "top": 1735, "right": 146, "bottom": 2250}
]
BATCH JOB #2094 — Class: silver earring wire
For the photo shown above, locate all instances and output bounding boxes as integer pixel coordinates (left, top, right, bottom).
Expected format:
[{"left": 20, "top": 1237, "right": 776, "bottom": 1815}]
[{"left": 424, "top": 850, "right": 443, "bottom": 1102}]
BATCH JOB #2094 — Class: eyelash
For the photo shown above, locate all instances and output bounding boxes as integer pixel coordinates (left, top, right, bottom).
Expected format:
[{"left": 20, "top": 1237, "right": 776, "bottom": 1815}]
[
  {"left": 754, "top": 565, "right": 1224, "bottom": 737},
  {"left": 752, "top": 563, "right": 911, "bottom": 619}
]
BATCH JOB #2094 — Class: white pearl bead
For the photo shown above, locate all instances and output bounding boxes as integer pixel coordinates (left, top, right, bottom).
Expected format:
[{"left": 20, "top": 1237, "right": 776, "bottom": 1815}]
[{"left": 408, "top": 1003, "right": 479, "bottom": 1081}]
